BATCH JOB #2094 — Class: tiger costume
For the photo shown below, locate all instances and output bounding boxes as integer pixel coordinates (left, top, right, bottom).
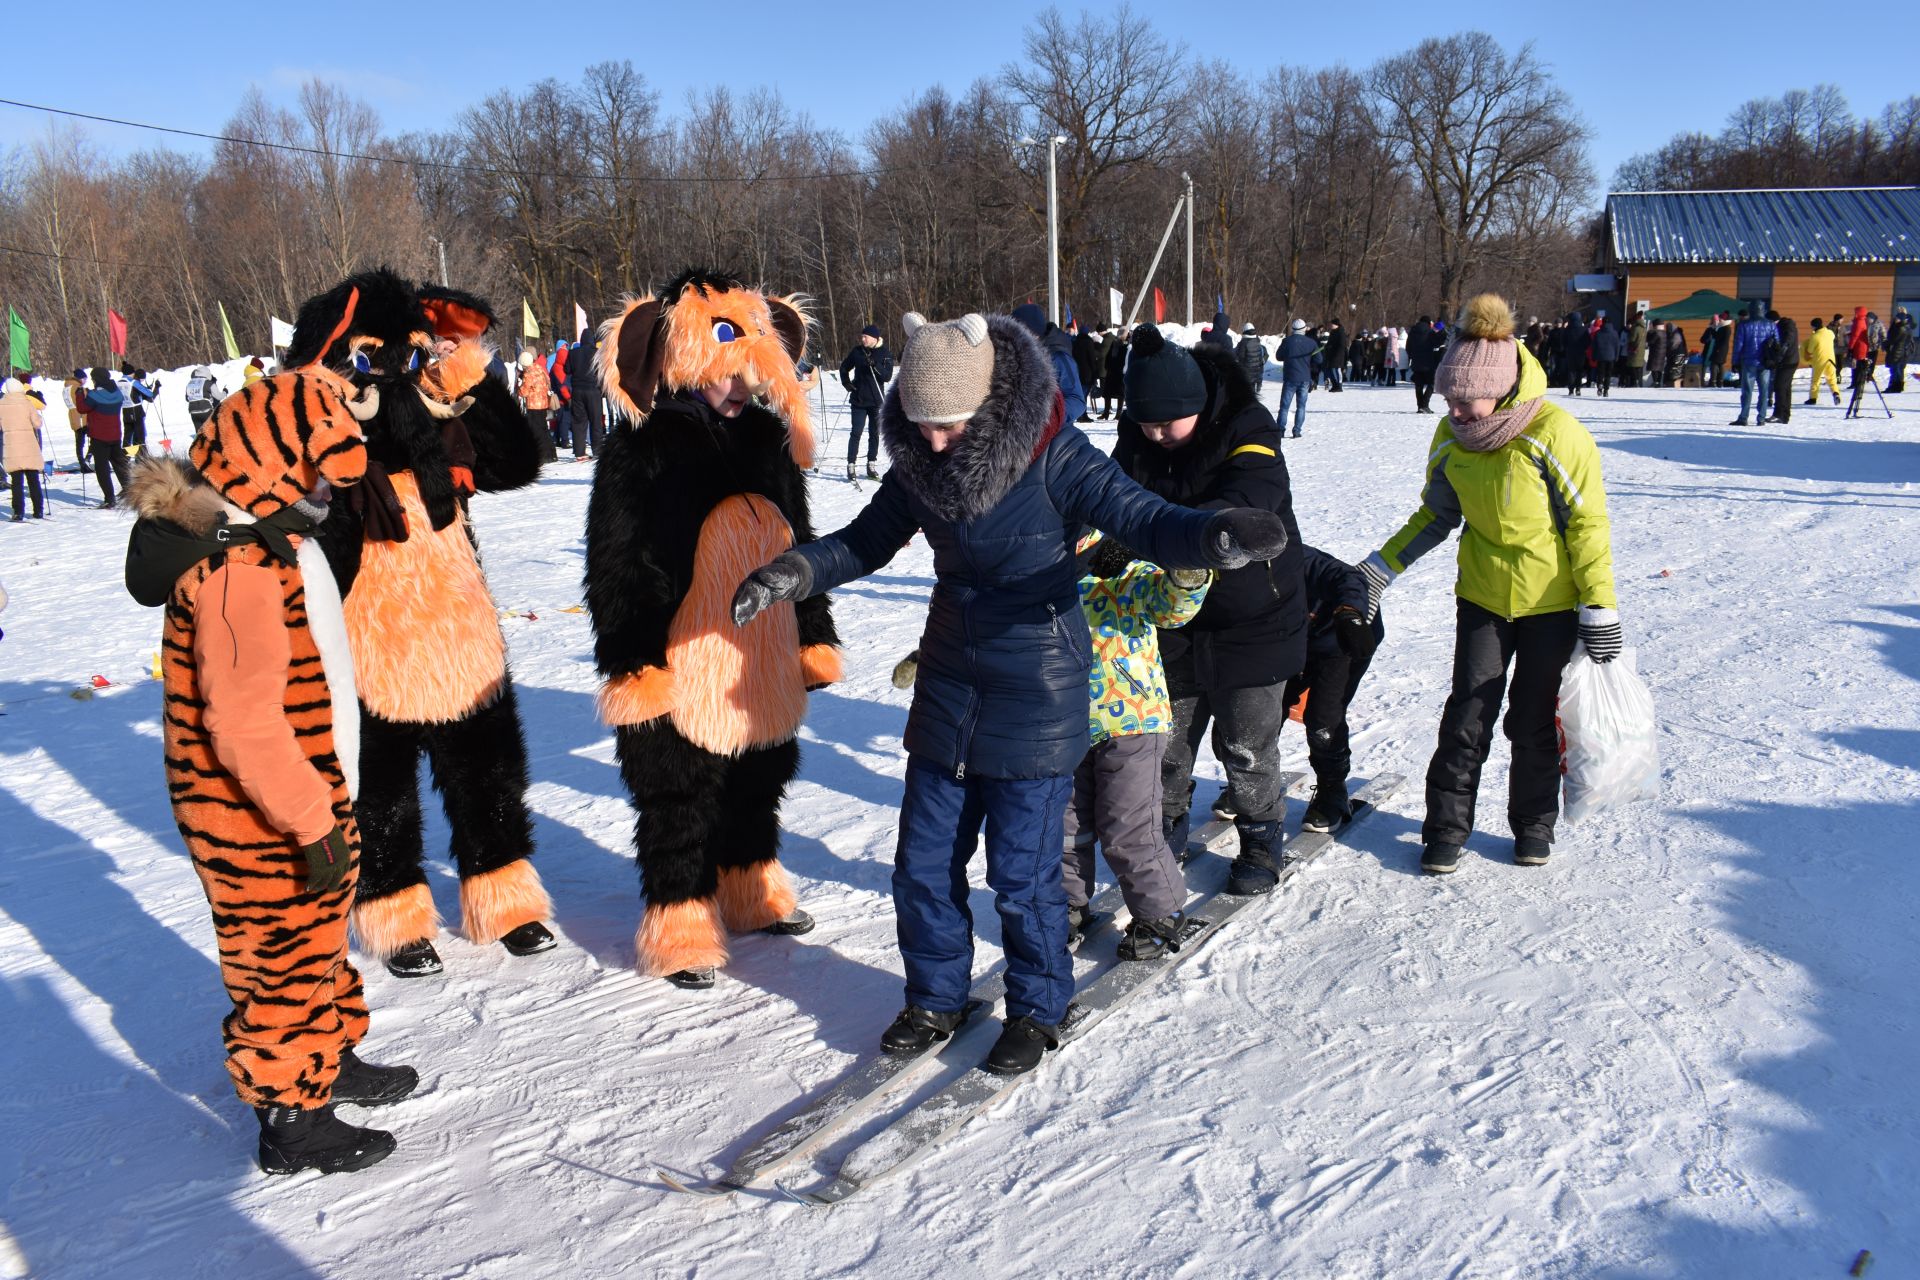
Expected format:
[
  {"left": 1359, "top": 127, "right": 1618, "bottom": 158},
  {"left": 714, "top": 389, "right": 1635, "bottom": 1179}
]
[
  {"left": 293, "top": 270, "right": 554, "bottom": 978},
  {"left": 584, "top": 269, "right": 841, "bottom": 988},
  {"left": 127, "top": 365, "right": 416, "bottom": 1174}
]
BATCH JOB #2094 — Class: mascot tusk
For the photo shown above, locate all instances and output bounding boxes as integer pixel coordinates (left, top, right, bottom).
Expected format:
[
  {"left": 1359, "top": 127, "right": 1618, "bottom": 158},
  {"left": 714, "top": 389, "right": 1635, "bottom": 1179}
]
[
  {"left": 416, "top": 390, "right": 474, "bottom": 420},
  {"left": 346, "top": 383, "right": 381, "bottom": 422}
]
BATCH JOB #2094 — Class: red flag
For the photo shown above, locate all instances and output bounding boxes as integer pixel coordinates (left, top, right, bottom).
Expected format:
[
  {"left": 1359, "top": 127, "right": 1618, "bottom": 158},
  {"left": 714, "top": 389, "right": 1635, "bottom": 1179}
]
[
  {"left": 107, "top": 309, "right": 127, "bottom": 357},
  {"left": 1152, "top": 288, "right": 1166, "bottom": 324}
]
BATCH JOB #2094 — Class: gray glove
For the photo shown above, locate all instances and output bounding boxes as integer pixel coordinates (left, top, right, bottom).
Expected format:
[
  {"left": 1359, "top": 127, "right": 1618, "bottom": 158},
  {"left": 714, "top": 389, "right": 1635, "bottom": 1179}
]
[
  {"left": 1167, "top": 567, "right": 1211, "bottom": 590},
  {"left": 1204, "top": 508, "right": 1288, "bottom": 569},
  {"left": 730, "top": 551, "right": 813, "bottom": 626}
]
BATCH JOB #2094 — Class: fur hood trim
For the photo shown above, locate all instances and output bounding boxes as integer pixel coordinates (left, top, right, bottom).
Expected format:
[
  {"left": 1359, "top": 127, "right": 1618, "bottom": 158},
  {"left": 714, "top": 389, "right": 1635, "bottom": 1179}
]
[
  {"left": 126, "top": 455, "right": 225, "bottom": 536},
  {"left": 879, "top": 315, "right": 1057, "bottom": 523}
]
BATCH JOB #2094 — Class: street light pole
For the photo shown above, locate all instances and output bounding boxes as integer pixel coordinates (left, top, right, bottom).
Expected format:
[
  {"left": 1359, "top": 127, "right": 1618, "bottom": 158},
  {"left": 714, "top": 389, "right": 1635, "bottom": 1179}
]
[
  {"left": 1021, "top": 135, "right": 1071, "bottom": 328},
  {"left": 1182, "top": 172, "right": 1194, "bottom": 326},
  {"left": 428, "top": 235, "right": 450, "bottom": 288}
]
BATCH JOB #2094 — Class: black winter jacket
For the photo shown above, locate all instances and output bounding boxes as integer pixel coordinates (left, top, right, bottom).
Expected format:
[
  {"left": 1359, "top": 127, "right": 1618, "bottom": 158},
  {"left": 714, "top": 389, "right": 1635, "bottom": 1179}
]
[
  {"left": 1301, "top": 545, "right": 1383, "bottom": 661},
  {"left": 1072, "top": 331, "right": 1104, "bottom": 394},
  {"left": 1102, "top": 334, "right": 1128, "bottom": 393},
  {"left": 839, "top": 343, "right": 895, "bottom": 410},
  {"left": 794, "top": 317, "right": 1220, "bottom": 780},
  {"left": 1773, "top": 317, "right": 1801, "bottom": 369},
  {"left": 1113, "top": 342, "right": 1307, "bottom": 690},
  {"left": 1408, "top": 323, "right": 1446, "bottom": 374},
  {"left": 1235, "top": 335, "right": 1267, "bottom": 387}
]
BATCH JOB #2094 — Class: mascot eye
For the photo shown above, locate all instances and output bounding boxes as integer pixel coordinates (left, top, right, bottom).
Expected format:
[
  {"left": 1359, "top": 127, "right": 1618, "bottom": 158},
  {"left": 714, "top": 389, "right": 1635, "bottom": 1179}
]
[
  {"left": 712, "top": 321, "right": 738, "bottom": 344},
  {"left": 352, "top": 351, "right": 372, "bottom": 374},
  {"left": 406, "top": 350, "right": 422, "bottom": 372}
]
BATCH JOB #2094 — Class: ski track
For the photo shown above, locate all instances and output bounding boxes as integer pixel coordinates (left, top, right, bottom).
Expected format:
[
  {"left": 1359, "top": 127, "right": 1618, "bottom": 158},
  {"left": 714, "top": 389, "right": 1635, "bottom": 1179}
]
[{"left": 2, "top": 374, "right": 1917, "bottom": 1278}]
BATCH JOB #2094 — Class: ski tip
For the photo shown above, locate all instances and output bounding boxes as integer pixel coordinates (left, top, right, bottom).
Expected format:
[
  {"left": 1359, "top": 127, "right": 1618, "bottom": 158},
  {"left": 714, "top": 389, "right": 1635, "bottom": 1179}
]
[{"left": 656, "top": 1167, "right": 735, "bottom": 1198}]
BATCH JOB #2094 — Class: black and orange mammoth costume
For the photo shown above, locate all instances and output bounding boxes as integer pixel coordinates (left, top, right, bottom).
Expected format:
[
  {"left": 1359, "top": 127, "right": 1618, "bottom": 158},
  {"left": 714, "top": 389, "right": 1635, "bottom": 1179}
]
[
  {"left": 584, "top": 269, "right": 841, "bottom": 988},
  {"left": 291, "top": 268, "right": 557, "bottom": 977}
]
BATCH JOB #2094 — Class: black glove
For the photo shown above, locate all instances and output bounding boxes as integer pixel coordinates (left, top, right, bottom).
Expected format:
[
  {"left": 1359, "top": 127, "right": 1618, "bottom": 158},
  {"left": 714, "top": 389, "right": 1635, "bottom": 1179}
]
[
  {"left": 1333, "top": 607, "right": 1378, "bottom": 662},
  {"left": 730, "top": 551, "right": 813, "bottom": 626},
  {"left": 1578, "top": 606, "right": 1622, "bottom": 663},
  {"left": 300, "top": 824, "right": 353, "bottom": 893},
  {"left": 1204, "top": 508, "right": 1288, "bottom": 569}
]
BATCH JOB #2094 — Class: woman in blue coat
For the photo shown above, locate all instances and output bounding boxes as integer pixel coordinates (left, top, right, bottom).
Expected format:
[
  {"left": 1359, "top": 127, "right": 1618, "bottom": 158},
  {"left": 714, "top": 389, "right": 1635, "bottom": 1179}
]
[{"left": 731, "top": 311, "right": 1287, "bottom": 1075}]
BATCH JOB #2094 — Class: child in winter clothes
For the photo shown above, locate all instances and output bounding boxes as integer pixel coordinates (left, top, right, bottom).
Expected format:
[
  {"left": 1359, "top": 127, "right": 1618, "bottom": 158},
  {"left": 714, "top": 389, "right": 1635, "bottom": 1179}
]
[
  {"left": 1063, "top": 535, "right": 1211, "bottom": 960},
  {"left": 1288, "top": 547, "right": 1384, "bottom": 832},
  {"left": 1, "top": 378, "right": 46, "bottom": 520},
  {"left": 1803, "top": 318, "right": 1841, "bottom": 405},
  {"left": 731, "top": 311, "right": 1287, "bottom": 1076},
  {"left": 1360, "top": 294, "right": 1618, "bottom": 875}
]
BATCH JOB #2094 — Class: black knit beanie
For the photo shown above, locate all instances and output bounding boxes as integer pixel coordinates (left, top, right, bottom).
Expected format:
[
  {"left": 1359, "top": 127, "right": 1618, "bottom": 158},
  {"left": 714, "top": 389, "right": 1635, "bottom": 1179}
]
[{"left": 1123, "top": 326, "right": 1206, "bottom": 421}]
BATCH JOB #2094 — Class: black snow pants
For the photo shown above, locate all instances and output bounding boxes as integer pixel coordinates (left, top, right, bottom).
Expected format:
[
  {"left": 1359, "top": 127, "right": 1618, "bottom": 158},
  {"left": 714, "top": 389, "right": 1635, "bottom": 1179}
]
[
  {"left": 1162, "top": 676, "right": 1290, "bottom": 856},
  {"left": 1282, "top": 644, "right": 1375, "bottom": 792},
  {"left": 1424, "top": 600, "right": 1577, "bottom": 847}
]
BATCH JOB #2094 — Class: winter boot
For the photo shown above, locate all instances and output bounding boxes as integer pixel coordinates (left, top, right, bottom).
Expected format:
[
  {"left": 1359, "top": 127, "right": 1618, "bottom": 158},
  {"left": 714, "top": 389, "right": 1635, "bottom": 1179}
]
[
  {"left": 665, "top": 966, "right": 716, "bottom": 990},
  {"left": 880, "top": 1005, "right": 967, "bottom": 1055},
  {"left": 983, "top": 1015, "right": 1061, "bottom": 1076},
  {"left": 1165, "top": 810, "right": 1194, "bottom": 864},
  {"left": 256, "top": 1104, "right": 396, "bottom": 1176},
  {"left": 865, "top": 464, "right": 881, "bottom": 481},
  {"left": 761, "top": 906, "right": 815, "bottom": 936},
  {"left": 1514, "top": 836, "right": 1551, "bottom": 867},
  {"left": 846, "top": 464, "right": 857, "bottom": 481},
  {"left": 501, "top": 921, "right": 556, "bottom": 956},
  {"left": 1421, "top": 842, "right": 1463, "bottom": 875},
  {"left": 1065, "top": 902, "right": 1103, "bottom": 947},
  {"left": 385, "top": 939, "right": 444, "bottom": 979},
  {"left": 1301, "top": 779, "right": 1351, "bottom": 834},
  {"left": 1226, "top": 820, "right": 1283, "bottom": 895},
  {"left": 1210, "top": 787, "right": 1239, "bottom": 821},
  {"left": 332, "top": 1048, "right": 419, "bottom": 1107},
  {"left": 1116, "top": 914, "right": 1185, "bottom": 962}
]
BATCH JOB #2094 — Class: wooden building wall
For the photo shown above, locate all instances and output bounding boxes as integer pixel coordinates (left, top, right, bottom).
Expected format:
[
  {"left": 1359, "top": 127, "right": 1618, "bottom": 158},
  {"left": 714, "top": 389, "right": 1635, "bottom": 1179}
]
[{"left": 1624, "top": 264, "right": 1895, "bottom": 320}]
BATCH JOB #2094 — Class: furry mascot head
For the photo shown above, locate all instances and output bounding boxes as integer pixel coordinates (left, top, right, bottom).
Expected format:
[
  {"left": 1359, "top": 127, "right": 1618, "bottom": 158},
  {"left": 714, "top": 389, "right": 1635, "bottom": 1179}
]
[{"left": 595, "top": 268, "right": 816, "bottom": 468}]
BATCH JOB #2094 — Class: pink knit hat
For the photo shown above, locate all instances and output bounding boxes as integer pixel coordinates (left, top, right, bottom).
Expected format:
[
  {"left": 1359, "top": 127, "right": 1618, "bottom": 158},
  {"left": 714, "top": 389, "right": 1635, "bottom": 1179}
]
[{"left": 1434, "top": 295, "right": 1520, "bottom": 402}]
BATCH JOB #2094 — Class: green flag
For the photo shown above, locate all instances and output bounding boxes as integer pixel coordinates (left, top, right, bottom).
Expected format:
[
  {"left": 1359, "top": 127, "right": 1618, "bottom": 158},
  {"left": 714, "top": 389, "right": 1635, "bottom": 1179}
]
[
  {"left": 217, "top": 302, "right": 241, "bottom": 361},
  {"left": 522, "top": 298, "right": 540, "bottom": 341},
  {"left": 7, "top": 307, "right": 28, "bottom": 371}
]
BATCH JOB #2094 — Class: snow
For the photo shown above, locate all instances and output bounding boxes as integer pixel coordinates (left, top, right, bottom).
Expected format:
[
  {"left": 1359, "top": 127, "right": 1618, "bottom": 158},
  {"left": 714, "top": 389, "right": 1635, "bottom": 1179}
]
[{"left": 2, "top": 373, "right": 1918, "bottom": 1279}]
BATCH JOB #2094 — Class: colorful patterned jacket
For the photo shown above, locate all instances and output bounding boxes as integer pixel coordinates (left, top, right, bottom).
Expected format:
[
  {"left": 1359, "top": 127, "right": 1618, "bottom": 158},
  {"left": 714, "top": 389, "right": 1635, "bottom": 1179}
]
[{"left": 1080, "top": 558, "right": 1210, "bottom": 746}]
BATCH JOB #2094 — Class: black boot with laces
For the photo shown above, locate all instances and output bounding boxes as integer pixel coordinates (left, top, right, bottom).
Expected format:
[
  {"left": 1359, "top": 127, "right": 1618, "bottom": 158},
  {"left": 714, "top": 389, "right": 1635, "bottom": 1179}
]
[
  {"left": 880, "top": 1005, "right": 967, "bottom": 1055},
  {"left": 256, "top": 1103, "right": 395, "bottom": 1175},
  {"left": 332, "top": 1048, "right": 419, "bottom": 1107},
  {"left": 983, "top": 1015, "right": 1060, "bottom": 1076}
]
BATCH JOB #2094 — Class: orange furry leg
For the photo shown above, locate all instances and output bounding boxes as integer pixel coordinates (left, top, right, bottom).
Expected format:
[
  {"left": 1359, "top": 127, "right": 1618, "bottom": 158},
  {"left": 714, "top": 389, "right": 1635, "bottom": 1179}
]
[
  {"left": 635, "top": 898, "right": 729, "bottom": 976},
  {"left": 716, "top": 860, "right": 799, "bottom": 934},
  {"left": 351, "top": 883, "right": 440, "bottom": 961},
  {"left": 459, "top": 858, "right": 552, "bottom": 944}
]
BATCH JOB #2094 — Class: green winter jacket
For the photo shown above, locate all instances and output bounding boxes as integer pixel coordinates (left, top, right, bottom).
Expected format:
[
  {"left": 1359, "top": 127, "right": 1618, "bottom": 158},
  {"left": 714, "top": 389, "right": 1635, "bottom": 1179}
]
[
  {"left": 1079, "top": 556, "right": 1210, "bottom": 746},
  {"left": 1377, "top": 342, "right": 1616, "bottom": 619}
]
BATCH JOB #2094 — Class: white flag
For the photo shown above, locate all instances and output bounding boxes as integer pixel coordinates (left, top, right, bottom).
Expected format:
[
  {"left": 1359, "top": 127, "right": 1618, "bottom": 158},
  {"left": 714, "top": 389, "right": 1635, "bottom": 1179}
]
[
  {"left": 1108, "top": 289, "right": 1124, "bottom": 327},
  {"left": 575, "top": 303, "right": 589, "bottom": 341},
  {"left": 269, "top": 316, "right": 295, "bottom": 348}
]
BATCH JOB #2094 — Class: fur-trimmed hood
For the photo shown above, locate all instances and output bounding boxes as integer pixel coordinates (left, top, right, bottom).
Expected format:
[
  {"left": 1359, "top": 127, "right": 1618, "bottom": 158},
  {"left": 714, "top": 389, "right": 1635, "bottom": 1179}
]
[
  {"left": 126, "top": 454, "right": 225, "bottom": 536},
  {"left": 879, "top": 315, "right": 1059, "bottom": 523}
]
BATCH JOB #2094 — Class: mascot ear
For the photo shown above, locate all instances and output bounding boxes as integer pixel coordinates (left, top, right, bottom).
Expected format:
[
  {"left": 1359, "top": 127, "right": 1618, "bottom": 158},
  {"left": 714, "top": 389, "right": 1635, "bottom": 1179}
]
[
  {"left": 601, "top": 297, "right": 668, "bottom": 424},
  {"left": 768, "top": 296, "right": 809, "bottom": 363}
]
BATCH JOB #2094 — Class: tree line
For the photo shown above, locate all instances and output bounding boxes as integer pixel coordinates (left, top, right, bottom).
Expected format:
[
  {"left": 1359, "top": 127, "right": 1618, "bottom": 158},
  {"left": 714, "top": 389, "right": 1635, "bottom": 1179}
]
[
  {"left": 1613, "top": 85, "right": 1920, "bottom": 191},
  {"left": 1, "top": 11, "right": 1600, "bottom": 373}
]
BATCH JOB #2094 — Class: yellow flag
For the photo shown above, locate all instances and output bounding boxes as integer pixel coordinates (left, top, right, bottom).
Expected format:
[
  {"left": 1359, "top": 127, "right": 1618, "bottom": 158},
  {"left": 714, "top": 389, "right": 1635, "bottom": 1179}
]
[
  {"left": 217, "top": 302, "right": 241, "bottom": 361},
  {"left": 522, "top": 298, "right": 540, "bottom": 341}
]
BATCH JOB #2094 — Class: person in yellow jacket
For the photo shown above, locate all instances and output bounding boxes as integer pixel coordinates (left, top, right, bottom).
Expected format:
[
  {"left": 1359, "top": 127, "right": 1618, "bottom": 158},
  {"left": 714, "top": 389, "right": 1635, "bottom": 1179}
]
[
  {"left": 1802, "top": 317, "right": 1841, "bottom": 405},
  {"left": 1357, "top": 295, "right": 1619, "bottom": 875}
]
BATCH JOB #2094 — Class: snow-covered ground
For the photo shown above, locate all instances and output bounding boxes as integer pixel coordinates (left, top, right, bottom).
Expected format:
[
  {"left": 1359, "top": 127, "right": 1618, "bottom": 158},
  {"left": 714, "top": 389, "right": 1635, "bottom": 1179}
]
[{"left": 2, "top": 372, "right": 1916, "bottom": 1279}]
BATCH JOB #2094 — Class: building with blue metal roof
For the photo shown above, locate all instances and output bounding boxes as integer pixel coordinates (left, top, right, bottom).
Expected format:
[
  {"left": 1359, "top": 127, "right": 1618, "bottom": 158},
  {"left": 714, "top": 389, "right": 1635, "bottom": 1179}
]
[{"left": 1604, "top": 187, "right": 1920, "bottom": 323}]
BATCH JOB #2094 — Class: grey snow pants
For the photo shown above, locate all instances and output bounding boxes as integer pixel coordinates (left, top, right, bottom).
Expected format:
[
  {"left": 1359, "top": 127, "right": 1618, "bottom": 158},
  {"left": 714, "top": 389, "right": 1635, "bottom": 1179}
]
[
  {"left": 1163, "top": 681, "right": 1291, "bottom": 830},
  {"left": 1062, "top": 732, "right": 1185, "bottom": 922}
]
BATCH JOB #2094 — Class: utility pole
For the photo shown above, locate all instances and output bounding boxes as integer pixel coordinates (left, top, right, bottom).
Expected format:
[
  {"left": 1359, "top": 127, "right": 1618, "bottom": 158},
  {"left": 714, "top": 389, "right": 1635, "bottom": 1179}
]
[
  {"left": 1021, "top": 135, "right": 1071, "bottom": 327},
  {"left": 1126, "top": 190, "right": 1187, "bottom": 327},
  {"left": 1183, "top": 172, "right": 1194, "bottom": 326},
  {"left": 428, "top": 235, "right": 450, "bottom": 288}
]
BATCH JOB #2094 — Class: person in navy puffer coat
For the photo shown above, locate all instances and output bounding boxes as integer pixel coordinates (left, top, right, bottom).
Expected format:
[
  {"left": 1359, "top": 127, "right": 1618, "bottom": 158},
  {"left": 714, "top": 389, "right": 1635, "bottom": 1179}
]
[
  {"left": 1010, "top": 302, "right": 1086, "bottom": 425},
  {"left": 730, "top": 310, "right": 1287, "bottom": 1076}
]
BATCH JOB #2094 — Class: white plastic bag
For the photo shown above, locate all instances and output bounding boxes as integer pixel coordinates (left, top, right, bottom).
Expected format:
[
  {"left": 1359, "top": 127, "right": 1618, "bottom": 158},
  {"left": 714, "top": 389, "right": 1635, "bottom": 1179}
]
[{"left": 1557, "top": 648, "right": 1660, "bottom": 824}]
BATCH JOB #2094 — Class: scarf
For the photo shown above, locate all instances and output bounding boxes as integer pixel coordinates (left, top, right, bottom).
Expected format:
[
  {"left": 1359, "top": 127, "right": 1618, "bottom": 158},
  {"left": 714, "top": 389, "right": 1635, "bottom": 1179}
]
[{"left": 1449, "top": 395, "right": 1546, "bottom": 453}]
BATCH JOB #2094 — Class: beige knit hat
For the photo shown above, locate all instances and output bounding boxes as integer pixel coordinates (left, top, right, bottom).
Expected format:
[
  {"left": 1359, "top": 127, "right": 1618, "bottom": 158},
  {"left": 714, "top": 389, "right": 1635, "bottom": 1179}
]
[
  {"left": 1434, "top": 295, "right": 1521, "bottom": 403},
  {"left": 897, "top": 312, "right": 994, "bottom": 425}
]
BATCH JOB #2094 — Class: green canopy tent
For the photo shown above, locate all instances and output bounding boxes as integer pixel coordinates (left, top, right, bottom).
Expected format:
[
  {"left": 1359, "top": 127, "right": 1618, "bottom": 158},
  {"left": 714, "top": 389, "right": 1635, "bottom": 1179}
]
[{"left": 1645, "top": 289, "right": 1747, "bottom": 321}]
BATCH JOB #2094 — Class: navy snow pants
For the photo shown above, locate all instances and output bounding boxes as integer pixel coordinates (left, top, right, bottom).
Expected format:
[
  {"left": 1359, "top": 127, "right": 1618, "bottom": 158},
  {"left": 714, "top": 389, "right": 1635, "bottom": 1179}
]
[{"left": 894, "top": 756, "right": 1075, "bottom": 1025}]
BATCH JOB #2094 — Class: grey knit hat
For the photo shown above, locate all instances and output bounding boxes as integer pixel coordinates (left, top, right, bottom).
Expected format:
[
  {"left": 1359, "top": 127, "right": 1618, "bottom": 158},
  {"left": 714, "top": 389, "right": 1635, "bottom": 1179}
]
[{"left": 897, "top": 312, "right": 994, "bottom": 425}]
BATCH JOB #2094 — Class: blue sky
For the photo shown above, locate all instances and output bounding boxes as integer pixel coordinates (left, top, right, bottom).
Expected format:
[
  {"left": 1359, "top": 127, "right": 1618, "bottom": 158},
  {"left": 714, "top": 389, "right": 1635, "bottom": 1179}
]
[{"left": 6, "top": 3, "right": 1913, "bottom": 197}]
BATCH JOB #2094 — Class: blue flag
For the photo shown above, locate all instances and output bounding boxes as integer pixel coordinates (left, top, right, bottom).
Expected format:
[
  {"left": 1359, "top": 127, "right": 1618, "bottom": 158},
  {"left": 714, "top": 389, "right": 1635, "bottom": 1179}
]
[
  {"left": 1216, "top": 292, "right": 1225, "bottom": 315},
  {"left": 1064, "top": 302, "right": 1074, "bottom": 330}
]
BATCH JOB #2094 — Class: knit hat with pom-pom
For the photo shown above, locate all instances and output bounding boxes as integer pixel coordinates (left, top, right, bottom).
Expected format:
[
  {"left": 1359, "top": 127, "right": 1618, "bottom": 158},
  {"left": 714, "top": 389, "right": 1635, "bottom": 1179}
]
[
  {"left": 898, "top": 311, "right": 995, "bottom": 425},
  {"left": 1122, "top": 325, "right": 1207, "bottom": 421},
  {"left": 1434, "top": 295, "right": 1521, "bottom": 403}
]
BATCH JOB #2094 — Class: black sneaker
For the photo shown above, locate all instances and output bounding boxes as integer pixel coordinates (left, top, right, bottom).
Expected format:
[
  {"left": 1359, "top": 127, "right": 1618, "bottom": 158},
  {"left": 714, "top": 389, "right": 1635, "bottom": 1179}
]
[
  {"left": 1116, "top": 914, "right": 1184, "bottom": 962},
  {"left": 1421, "top": 843, "right": 1463, "bottom": 875},
  {"left": 384, "top": 939, "right": 444, "bottom": 978},
  {"left": 665, "top": 966, "right": 716, "bottom": 990},
  {"left": 332, "top": 1048, "right": 419, "bottom": 1107},
  {"left": 761, "top": 907, "right": 815, "bottom": 936},
  {"left": 880, "top": 1005, "right": 967, "bottom": 1055},
  {"left": 500, "top": 921, "right": 556, "bottom": 955},
  {"left": 1300, "top": 782, "right": 1350, "bottom": 833},
  {"left": 1514, "top": 836, "right": 1551, "bottom": 867},
  {"left": 256, "top": 1104, "right": 395, "bottom": 1175},
  {"left": 983, "top": 1015, "right": 1060, "bottom": 1076}
]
